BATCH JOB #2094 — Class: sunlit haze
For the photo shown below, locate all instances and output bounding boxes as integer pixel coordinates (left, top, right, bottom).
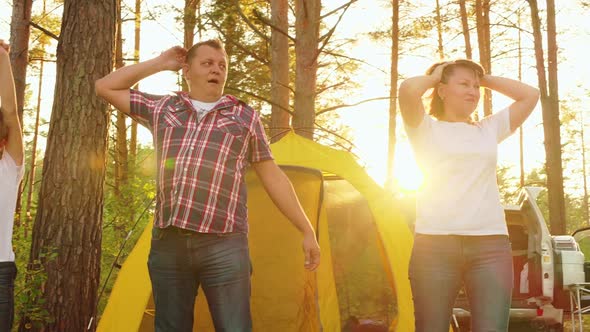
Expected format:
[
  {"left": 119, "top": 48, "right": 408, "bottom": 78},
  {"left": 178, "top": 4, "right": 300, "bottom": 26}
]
[{"left": 1, "top": 1, "right": 589, "bottom": 193}]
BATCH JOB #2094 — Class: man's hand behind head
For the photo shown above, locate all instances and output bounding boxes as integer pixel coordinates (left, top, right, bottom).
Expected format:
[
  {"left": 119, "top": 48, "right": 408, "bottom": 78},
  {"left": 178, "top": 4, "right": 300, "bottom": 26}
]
[{"left": 158, "top": 46, "right": 187, "bottom": 72}]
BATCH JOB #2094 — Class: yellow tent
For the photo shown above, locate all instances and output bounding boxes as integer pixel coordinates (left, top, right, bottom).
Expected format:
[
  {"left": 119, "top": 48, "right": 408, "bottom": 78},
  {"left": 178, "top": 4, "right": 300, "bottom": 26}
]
[{"left": 97, "top": 132, "right": 414, "bottom": 332}]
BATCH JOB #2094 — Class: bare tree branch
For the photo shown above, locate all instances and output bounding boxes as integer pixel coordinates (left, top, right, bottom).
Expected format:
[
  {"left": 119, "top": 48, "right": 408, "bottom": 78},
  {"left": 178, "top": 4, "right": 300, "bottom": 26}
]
[
  {"left": 316, "top": 96, "right": 391, "bottom": 116},
  {"left": 315, "top": 81, "right": 348, "bottom": 96},
  {"left": 316, "top": 1, "right": 355, "bottom": 63},
  {"left": 252, "top": 8, "right": 295, "bottom": 43},
  {"left": 29, "top": 21, "right": 59, "bottom": 41},
  {"left": 208, "top": 19, "right": 270, "bottom": 66},
  {"left": 319, "top": 0, "right": 358, "bottom": 21},
  {"left": 226, "top": 85, "right": 294, "bottom": 115},
  {"left": 234, "top": 0, "right": 270, "bottom": 43},
  {"left": 322, "top": 49, "right": 388, "bottom": 75}
]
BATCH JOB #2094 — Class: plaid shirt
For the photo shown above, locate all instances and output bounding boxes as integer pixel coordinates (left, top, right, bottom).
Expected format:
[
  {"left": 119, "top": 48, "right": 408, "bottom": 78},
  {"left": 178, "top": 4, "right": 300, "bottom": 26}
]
[{"left": 129, "top": 89, "right": 273, "bottom": 233}]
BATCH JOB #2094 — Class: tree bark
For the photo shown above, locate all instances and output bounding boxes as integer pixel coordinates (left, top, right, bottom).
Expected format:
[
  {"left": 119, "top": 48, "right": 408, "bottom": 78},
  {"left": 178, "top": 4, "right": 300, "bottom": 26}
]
[
  {"left": 182, "top": 0, "right": 200, "bottom": 92},
  {"left": 293, "top": 0, "right": 321, "bottom": 139},
  {"left": 9, "top": 0, "right": 33, "bottom": 225},
  {"left": 22, "top": 0, "right": 116, "bottom": 330},
  {"left": 386, "top": 0, "right": 400, "bottom": 191},
  {"left": 475, "top": 0, "right": 492, "bottom": 116},
  {"left": 527, "top": 0, "right": 566, "bottom": 234},
  {"left": 269, "top": 0, "right": 291, "bottom": 142},
  {"left": 9, "top": 0, "right": 32, "bottom": 123},
  {"left": 130, "top": 0, "right": 141, "bottom": 171},
  {"left": 459, "top": 0, "right": 472, "bottom": 59},
  {"left": 115, "top": 0, "right": 128, "bottom": 197},
  {"left": 581, "top": 111, "right": 589, "bottom": 225},
  {"left": 435, "top": 0, "right": 444, "bottom": 60},
  {"left": 24, "top": 58, "right": 44, "bottom": 238}
]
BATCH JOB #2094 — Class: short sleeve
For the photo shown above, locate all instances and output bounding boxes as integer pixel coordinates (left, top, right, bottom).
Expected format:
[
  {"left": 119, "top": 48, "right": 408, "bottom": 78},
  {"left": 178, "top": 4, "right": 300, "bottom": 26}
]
[
  {"left": 129, "top": 89, "right": 166, "bottom": 131},
  {"left": 404, "top": 114, "right": 434, "bottom": 147},
  {"left": 480, "top": 107, "right": 513, "bottom": 143},
  {"left": 248, "top": 111, "right": 274, "bottom": 163}
]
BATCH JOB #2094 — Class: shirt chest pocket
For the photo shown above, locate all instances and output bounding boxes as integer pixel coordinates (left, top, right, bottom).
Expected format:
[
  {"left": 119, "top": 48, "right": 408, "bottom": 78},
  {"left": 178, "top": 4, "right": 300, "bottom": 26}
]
[
  {"left": 216, "top": 115, "right": 246, "bottom": 137},
  {"left": 158, "top": 106, "right": 194, "bottom": 129}
]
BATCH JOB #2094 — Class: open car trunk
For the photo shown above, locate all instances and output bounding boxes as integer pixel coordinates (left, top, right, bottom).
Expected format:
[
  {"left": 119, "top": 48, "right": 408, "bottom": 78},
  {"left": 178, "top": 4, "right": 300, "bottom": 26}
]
[{"left": 453, "top": 188, "right": 566, "bottom": 331}]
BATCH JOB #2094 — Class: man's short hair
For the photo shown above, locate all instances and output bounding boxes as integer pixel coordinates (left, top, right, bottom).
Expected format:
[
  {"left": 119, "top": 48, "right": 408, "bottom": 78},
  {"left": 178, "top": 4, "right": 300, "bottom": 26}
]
[{"left": 186, "top": 39, "right": 227, "bottom": 65}]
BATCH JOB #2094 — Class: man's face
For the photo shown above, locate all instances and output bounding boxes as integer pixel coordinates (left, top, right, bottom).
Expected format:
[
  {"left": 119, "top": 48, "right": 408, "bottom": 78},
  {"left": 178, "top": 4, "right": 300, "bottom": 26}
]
[{"left": 183, "top": 45, "right": 228, "bottom": 102}]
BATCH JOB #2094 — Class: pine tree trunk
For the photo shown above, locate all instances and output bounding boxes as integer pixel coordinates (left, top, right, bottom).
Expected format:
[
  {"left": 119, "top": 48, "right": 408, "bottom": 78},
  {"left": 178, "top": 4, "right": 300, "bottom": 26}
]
[
  {"left": 24, "top": 59, "right": 44, "bottom": 238},
  {"left": 476, "top": 0, "right": 492, "bottom": 116},
  {"left": 386, "top": 0, "right": 400, "bottom": 191},
  {"left": 270, "top": 0, "right": 290, "bottom": 142},
  {"left": 130, "top": 0, "right": 141, "bottom": 172},
  {"left": 293, "top": 0, "right": 320, "bottom": 139},
  {"left": 22, "top": 0, "right": 116, "bottom": 330},
  {"left": 459, "top": 0, "right": 472, "bottom": 59},
  {"left": 581, "top": 111, "right": 589, "bottom": 225},
  {"left": 527, "top": 0, "right": 566, "bottom": 234},
  {"left": 115, "top": 0, "right": 128, "bottom": 197},
  {"left": 435, "top": 0, "right": 444, "bottom": 60},
  {"left": 182, "top": 0, "right": 200, "bottom": 92},
  {"left": 546, "top": 0, "right": 566, "bottom": 234},
  {"left": 8, "top": 0, "right": 31, "bottom": 123},
  {"left": 518, "top": 11, "right": 525, "bottom": 188},
  {"left": 9, "top": 0, "right": 33, "bottom": 227}
]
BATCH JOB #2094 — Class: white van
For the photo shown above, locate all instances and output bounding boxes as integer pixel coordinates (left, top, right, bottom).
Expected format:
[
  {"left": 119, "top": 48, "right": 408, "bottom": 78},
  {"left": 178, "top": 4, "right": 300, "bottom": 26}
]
[{"left": 452, "top": 187, "right": 587, "bottom": 332}]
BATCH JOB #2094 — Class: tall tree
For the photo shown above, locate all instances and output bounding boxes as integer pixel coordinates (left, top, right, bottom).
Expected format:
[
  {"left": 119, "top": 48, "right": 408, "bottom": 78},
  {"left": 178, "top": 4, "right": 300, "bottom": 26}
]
[
  {"left": 293, "top": 0, "right": 321, "bottom": 139},
  {"left": 130, "top": 0, "right": 141, "bottom": 170},
  {"left": 9, "top": 0, "right": 33, "bottom": 223},
  {"left": 518, "top": 9, "right": 525, "bottom": 188},
  {"left": 475, "top": 0, "right": 492, "bottom": 116},
  {"left": 114, "top": 0, "right": 128, "bottom": 198},
  {"left": 434, "top": 0, "right": 444, "bottom": 60},
  {"left": 459, "top": 0, "right": 473, "bottom": 59},
  {"left": 527, "top": 0, "right": 566, "bottom": 234},
  {"left": 22, "top": 0, "right": 116, "bottom": 330},
  {"left": 580, "top": 110, "right": 589, "bottom": 225},
  {"left": 9, "top": 0, "right": 32, "bottom": 123},
  {"left": 182, "top": 0, "right": 200, "bottom": 92},
  {"left": 386, "top": 0, "right": 400, "bottom": 191},
  {"left": 269, "top": 0, "right": 291, "bottom": 142}
]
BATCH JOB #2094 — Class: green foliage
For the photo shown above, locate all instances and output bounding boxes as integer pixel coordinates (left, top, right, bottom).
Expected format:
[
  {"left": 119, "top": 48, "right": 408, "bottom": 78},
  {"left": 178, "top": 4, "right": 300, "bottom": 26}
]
[
  {"left": 97, "top": 136, "right": 156, "bottom": 318},
  {"left": 13, "top": 240, "right": 58, "bottom": 330},
  {"left": 29, "top": 10, "right": 61, "bottom": 61}
]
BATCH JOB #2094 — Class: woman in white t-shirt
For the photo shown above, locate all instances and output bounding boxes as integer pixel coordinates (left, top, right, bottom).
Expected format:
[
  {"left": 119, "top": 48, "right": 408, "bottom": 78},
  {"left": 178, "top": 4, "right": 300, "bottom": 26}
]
[
  {"left": 399, "top": 59, "right": 539, "bottom": 332},
  {"left": 0, "top": 39, "right": 24, "bottom": 331}
]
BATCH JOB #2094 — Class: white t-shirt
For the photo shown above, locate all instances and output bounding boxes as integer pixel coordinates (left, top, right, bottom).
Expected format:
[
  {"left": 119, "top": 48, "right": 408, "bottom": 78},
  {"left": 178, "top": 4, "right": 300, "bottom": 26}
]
[
  {"left": 405, "top": 108, "right": 513, "bottom": 236},
  {"left": 191, "top": 98, "right": 220, "bottom": 122},
  {"left": 0, "top": 152, "right": 25, "bottom": 262}
]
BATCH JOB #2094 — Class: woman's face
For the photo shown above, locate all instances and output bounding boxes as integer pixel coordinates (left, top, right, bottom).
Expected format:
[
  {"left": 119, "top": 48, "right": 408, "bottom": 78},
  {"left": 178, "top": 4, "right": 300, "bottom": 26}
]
[{"left": 438, "top": 66, "right": 481, "bottom": 120}]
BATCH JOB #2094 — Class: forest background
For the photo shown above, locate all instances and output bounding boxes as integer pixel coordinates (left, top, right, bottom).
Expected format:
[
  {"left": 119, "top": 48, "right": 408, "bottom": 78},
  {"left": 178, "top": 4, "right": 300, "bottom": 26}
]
[{"left": 1, "top": 0, "right": 590, "bottom": 330}]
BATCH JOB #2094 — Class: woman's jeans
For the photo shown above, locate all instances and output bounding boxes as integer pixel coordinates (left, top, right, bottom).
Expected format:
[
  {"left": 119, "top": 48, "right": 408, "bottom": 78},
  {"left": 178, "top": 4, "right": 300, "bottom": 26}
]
[
  {"left": 0, "top": 261, "right": 17, "bottom": 331},
  {"left": 148, "top": 227, "right": 252, "bottom": 332},
  {"left": 409, "top": 234, "right": 513, "bottom": 332}
]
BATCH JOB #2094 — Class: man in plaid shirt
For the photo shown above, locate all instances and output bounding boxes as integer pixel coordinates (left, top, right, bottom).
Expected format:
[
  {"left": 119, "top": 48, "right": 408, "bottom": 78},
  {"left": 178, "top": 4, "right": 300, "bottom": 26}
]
[{"left": 95, "top": 39, "right": 320, "bottom": 332}]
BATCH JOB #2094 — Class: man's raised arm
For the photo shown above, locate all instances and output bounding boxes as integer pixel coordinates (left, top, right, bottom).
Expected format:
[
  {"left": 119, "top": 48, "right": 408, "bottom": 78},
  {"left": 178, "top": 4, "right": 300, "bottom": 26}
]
[{"left": 95, "top": 46, "right": 187, "bottom": 114}]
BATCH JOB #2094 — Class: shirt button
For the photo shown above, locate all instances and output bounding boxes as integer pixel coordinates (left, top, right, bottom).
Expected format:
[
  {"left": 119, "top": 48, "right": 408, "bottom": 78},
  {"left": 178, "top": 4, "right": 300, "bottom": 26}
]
[{"left": 184, "top": 168, "right": 188, "bottom": 172}]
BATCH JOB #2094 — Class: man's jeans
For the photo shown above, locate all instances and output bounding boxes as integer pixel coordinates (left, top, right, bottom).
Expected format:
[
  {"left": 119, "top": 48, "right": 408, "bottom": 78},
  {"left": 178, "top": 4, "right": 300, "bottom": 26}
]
[
  {"left": 409, "top": 234, "right": 513, "bottom": 332},
  {"left": 147, "top": 227, "right": 252, "bottom": 332},
  {"left": 0, "top": 261, "right": 17, "bottom": 331}
]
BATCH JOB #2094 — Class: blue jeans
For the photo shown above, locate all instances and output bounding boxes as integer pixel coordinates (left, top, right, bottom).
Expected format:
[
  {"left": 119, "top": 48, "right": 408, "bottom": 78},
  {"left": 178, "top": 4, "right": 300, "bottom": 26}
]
[
  {"left": 147, "top": 227, "right": 252, "bottom": 332},
  {"left": 0, "top": 261, "right": 17, "bottom": 331},
  {"left": 409, "top": 234, "right": 513, "bottom": 332}
]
